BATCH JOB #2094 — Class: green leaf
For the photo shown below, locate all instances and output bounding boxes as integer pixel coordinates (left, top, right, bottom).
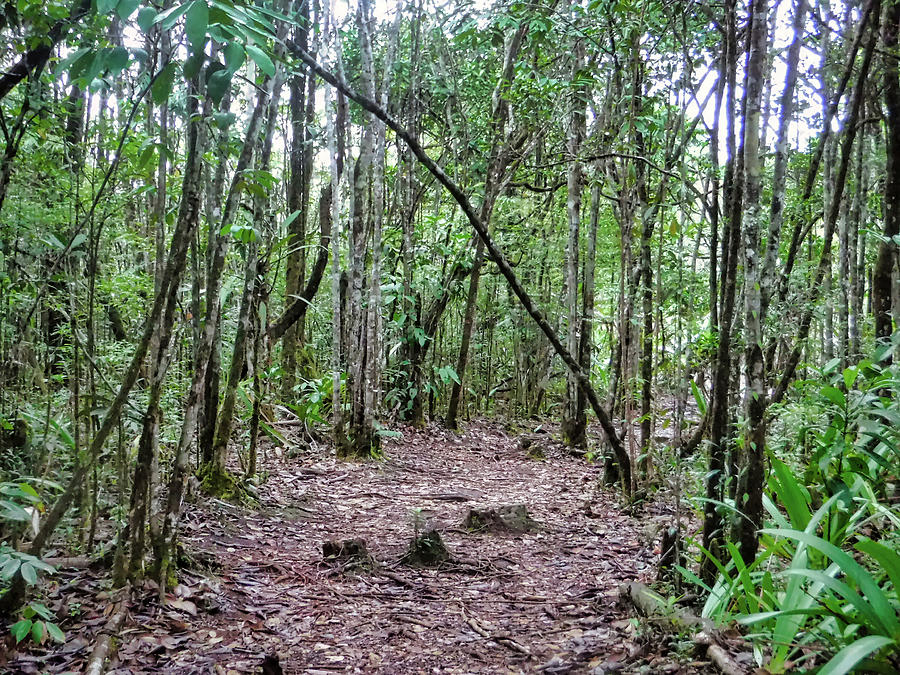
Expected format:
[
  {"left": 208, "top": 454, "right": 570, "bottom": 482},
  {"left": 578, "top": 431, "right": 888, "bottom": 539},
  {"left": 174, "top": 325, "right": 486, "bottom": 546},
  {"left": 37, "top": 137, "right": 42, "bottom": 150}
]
[
  {"left": 137, "top": 6, "right": 157, "bottom": 32},
  {"left": 116, "top": 0, "right": 140, "bottom": 20},
  {"left": 54, "top": 47, "right": 91, "bottom": 78},
  {"left": 185, "top": 0, "right": 209, "bottom": 51},
  {"left": 20, "top": 562, "right": 37, "bottom": 585},
  {"left": 821, "top": 386, "right": 846, "bottom": 408},
  {"left": 842, "top": 366, "right": 858, "bottom": 390},
  {"left": 0, "top": 499, "right": 31, "bottom": 522},
  {"left": 106, "top": 46, "right": 130, "bottom": 76},
  {"left": 690, "top": 380, "right": 707, "bottom": 415},
  {"left": 11, "top": 619, "right": 31, "bottom": 643},
  {"left": 151, "top": 62, "right": 178, "bottom": 105},
  {"left": 1, "top": 556, "right": 21, "bottom": 580},
  {"left": 131, "top": 47, "right": 149, "bottom": 68},
  {"left": 245, "top": 44, "right": 274, "bottom": 77},
  {"left": 98, "top": 0, "right": 118, "bottom": 13},
  {"left": 156, "top": 2, "right": 191, "bottom": 30},
  {"left": 224, "top": 41, "right": 245, "bottom": 73},
  {"left": 818, "top": 636, "right": 894, "bottom": 675},
  {"left": 212, "top": 111, "right": 236, "bottom": 128},
  {"left": 183, "top": 52, "right": 205, "bottom": 79},
  {"left": 45, "top": 622, "right": 64, "bottom": 643},
  {"left": 855, "top": 538, "right": 900, "bottom": 602},
  {"left": 760, "top": 528, "right": 900, "bottom": 638},
  {"left": 206, "top": 68, "right": 231, "bottom": 105},
  {"left": 17, "top": 483, "right": 38, "bottom": 498},
  {"left": 782, "top": 568, "right": 885, "bottom": 636},
  {"left": 28, "top": 603, "right": 52, "bottom": 620},
  {"left": 31, "top": 620, "right": 44, "bottom": 645},
  {"left": 770, "top": 457, "right": 811, "bottom": 530}
]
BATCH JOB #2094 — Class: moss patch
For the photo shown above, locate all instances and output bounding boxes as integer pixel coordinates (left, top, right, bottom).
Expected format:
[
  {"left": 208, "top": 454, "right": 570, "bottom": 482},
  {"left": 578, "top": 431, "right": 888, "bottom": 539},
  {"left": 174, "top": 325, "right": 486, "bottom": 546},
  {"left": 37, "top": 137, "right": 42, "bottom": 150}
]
[{"left": 198, "top": 463, "right": 242, "bottom": 500}]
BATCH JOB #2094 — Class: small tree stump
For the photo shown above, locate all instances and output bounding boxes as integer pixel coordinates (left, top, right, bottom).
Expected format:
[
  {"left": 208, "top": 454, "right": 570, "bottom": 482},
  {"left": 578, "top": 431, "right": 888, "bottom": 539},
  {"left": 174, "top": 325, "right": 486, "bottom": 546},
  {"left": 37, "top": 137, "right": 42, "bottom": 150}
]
[
  {"left": 322, "top": 538, "right": 374, "bottom": 569},
  {"left": 403, "top": 529, "right": 451, "bottom": 567},
  {"left": 657, "top": 525, "right": 683, "bottom": 580},
  {"left": 464, "top": 504, "right": 537, "bottom": 533},
  {"left": 518, "top": 434, "right": 546, "bottom": 459}
]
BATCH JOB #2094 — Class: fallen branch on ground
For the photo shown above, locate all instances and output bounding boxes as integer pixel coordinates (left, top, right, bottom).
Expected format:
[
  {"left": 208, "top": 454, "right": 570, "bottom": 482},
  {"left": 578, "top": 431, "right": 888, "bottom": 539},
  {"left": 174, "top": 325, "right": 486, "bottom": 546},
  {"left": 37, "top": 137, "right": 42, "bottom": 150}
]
[
  {"left": 83, "top": 585, "right": 130, "bottom": 675},
  {"left": 620, "top": 582, "right": 752, "bottom": 675},
  {"left": 463, "top": 611, "right": 531, "bottom": 656}
]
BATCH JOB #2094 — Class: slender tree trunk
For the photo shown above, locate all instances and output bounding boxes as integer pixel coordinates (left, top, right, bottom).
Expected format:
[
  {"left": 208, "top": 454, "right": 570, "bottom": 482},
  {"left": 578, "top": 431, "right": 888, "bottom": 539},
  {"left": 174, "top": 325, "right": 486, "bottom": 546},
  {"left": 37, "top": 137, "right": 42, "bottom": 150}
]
[
  {"left": 199, "top": 89, "right": 233, "bottom": 461},
  {"left": 445, "top": 23, "right": 529, "bottom": 431},
  {"left": 849, "top": 132, "right": 867, "bottom": 359},
  {"left": 772, "top": 11, "right": 878, "bottom": 404},
  {"left": 562, "top": 37, "right": 588, "bottom": 448},
  {"left": 579, "top": 179, "right": 600, "bottom": 441},
  {"left": 197, "top": 78, "right": 274, "bottom": 478},
  {"left": 282, "top": 0, "right": 314, "bottom": 398},
  {"left": 210, "top": 68, "right": 284, "bottom": 474},
  {"left": 733, "top": 0, "right": 768, "bottom": 564},
  {"left": 0, "top": 75, "right": 208, "bottom": 617},
  {"left": 701, "top": 0, "right": 740, "bottom": 584}
]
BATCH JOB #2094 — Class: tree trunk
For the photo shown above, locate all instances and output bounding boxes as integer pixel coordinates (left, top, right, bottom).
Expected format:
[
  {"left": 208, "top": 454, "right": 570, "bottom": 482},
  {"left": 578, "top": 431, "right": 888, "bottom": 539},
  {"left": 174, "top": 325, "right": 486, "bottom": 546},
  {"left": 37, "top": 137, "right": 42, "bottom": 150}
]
[
  {"left": 701, "top": 0, "right": 740, "bottom": 584},
  {"left": 445, "top": 23, "right": 529, "bottom": 431},
  {"left": 210, "top": 67, "right": 284, "bottom": 475},
  {"left": 197, "top": 77, "right": 275, "bottom": 478},
  {"left": 732, "top": 0, "right": 768, "bottom": 565},
  {"left": 281, "top": 0, "right": 314, "bottom": 398},
  {"left": 562, "top": 37, "right": 588, "bottom": 448}
]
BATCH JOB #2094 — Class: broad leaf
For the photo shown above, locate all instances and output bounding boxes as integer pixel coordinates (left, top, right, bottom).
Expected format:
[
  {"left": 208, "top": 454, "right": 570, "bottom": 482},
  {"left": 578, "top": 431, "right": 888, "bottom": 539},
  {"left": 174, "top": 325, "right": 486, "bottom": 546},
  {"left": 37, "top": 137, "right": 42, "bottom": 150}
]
[
  {"left": 245, "top": 44, "right": 275, "bottom": 77},
  {"left": 185, "top": 0, "right": 209, "bottom": 52}
]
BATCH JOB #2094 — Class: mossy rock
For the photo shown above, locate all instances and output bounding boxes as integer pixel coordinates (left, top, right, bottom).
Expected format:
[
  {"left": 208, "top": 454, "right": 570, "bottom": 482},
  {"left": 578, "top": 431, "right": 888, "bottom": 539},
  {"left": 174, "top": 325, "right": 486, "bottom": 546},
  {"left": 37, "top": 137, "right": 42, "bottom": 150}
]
[
  {"left": 402, "top": 529, "right": 451, "bottom": 567},
  {"left": 464, "top": 504, "right": 538, "bottom": 533},
  {"left": 322, "top": 538, "right": 375, "bottom": 570}
]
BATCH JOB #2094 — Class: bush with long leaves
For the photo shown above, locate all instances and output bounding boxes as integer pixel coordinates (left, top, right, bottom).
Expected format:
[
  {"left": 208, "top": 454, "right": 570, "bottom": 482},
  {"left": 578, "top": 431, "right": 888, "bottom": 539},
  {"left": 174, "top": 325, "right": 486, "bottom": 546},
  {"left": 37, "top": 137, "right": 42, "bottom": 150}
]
[{"left": 682, "top": 337, "right": 900, "bottom": 674}]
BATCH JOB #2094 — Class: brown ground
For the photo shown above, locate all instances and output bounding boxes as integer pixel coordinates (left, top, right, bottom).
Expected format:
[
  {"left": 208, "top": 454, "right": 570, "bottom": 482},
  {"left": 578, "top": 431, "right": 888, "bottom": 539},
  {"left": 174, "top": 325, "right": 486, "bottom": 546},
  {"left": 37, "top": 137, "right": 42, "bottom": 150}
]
[{"left": 5, "top": 421, "right": 713, "bottom": 674}]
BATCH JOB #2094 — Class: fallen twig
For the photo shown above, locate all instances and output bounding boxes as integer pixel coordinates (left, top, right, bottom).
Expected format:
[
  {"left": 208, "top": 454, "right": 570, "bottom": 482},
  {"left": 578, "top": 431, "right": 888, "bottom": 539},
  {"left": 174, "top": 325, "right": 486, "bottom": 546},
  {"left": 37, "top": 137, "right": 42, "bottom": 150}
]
[
  {"left": 463, "top": 611, "right": 531, "bottom": 656},
  {"left": 83, "top": 586, "right": 130, "bottom": 675}
]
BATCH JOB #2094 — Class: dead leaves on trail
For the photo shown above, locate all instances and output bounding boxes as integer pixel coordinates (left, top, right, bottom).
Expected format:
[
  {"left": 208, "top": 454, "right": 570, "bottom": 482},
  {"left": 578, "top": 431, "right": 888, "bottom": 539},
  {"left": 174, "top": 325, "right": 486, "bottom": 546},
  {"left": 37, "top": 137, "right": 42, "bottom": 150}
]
[{"left": 6, "top": 420, "right": 712, "bottom": 673}]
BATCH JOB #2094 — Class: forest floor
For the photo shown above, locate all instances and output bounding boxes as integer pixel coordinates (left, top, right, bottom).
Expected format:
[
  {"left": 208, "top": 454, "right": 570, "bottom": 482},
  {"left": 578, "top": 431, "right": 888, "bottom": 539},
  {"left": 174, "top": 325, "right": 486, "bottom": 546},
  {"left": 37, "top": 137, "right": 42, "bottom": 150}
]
[{"left": 5, "top": 421, "right": 717, "bottom": 674}]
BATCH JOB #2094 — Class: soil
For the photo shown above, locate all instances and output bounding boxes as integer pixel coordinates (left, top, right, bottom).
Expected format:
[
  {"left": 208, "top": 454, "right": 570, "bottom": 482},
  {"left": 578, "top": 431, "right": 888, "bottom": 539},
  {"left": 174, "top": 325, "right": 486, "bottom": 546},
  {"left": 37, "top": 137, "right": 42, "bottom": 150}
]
[{"left": 3, "top": 421, "right": 716, "bottom": 674}]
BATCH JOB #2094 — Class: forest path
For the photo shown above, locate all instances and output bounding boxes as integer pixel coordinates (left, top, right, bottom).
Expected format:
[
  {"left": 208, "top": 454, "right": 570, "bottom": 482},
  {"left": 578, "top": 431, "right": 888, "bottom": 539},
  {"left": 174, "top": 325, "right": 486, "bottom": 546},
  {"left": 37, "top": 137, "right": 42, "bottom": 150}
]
[{"left": 122, "top": 422, "right": 671, "bottom": 674}]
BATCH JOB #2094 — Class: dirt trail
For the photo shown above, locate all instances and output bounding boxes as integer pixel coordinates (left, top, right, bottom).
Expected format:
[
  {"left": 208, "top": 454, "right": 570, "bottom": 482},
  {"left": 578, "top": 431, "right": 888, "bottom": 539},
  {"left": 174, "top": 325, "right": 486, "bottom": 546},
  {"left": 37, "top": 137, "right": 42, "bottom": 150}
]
[
  {"left": 9, "top": 422, "right": 688, "bottom": 674},
  {"left": 138, "top": 422, "right": 665, "bottom": 674}
]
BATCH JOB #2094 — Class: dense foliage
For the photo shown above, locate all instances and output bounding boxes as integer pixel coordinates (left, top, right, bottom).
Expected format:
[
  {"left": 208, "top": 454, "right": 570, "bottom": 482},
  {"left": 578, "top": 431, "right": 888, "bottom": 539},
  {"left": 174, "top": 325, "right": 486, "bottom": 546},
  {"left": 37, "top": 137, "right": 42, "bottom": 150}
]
[{"left": 0, "top": 0, "right": 898, "bottom": 670}]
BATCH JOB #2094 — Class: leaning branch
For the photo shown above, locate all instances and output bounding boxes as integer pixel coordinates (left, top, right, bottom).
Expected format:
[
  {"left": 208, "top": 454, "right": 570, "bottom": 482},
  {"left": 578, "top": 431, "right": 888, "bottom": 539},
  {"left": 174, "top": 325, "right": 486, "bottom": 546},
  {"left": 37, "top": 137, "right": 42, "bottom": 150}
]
[
  {"left": 0, "top": 0, "right": 93, "bottom": 103},
  {"left": 287, "top": 42, "right": 633, "bottom": 494},
  {"left": 267, "top": 182, "right": 333, "bottom": 342}
]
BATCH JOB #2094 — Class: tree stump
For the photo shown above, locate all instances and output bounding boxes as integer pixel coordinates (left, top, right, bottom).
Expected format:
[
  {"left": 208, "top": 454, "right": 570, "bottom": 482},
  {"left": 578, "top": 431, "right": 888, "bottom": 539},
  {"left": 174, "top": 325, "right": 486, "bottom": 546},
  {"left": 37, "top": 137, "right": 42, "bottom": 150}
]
[
  {"left": 322, "top": 538, "right": 374, "bottom": 570},
  {"left": 464, "top": 504, "right": 537, "bottom": 533},
  {"left": 518, "top": 434, "right": 546, "bottom": 459},
  {"left": 402, "top": 529, "right": 451, "bottom": 567}
]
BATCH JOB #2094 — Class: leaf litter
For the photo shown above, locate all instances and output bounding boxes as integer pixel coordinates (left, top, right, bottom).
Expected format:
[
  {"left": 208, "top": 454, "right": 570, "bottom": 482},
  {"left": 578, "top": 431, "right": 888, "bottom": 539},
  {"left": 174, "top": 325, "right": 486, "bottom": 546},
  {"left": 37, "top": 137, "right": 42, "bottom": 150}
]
[{"left": 4, "top": 420, "right": 717, "bottom": 674}]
